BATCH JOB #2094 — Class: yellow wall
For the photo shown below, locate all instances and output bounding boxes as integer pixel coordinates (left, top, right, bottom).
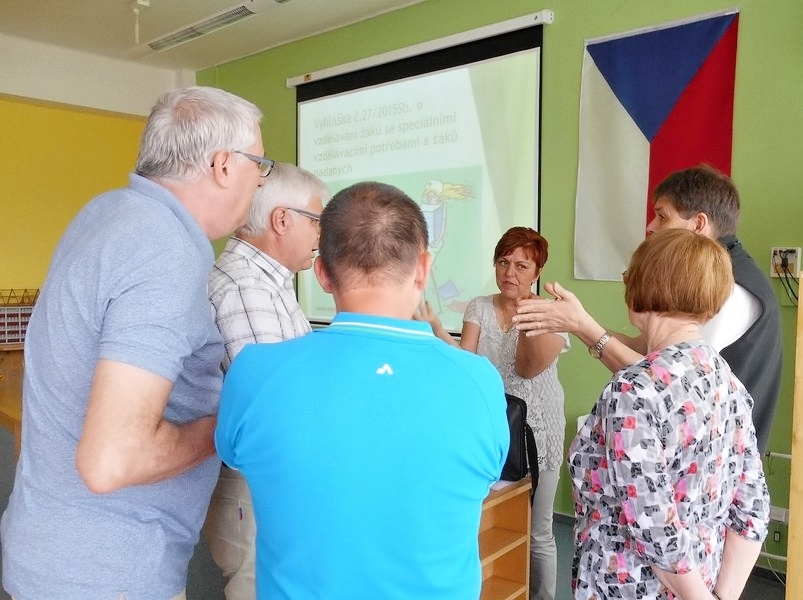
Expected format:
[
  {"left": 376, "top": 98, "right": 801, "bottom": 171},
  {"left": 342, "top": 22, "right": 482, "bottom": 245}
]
[{"left": 0, "top": 95, "right": 144, "bottom": 287}]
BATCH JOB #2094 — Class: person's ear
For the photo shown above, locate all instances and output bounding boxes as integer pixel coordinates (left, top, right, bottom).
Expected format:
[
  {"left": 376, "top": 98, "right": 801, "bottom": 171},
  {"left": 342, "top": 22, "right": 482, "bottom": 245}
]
[
  {"left": 314, "top": 257, "right": 335, "bottom": 293},
  {"left": 414, "top": 251, "right": 432, "bottom": 292},
  {"left": 271, "top": 207, "right": 289, "bottom": 234},
  {"left": 209, "top": 150, "right": 231, "bottom": 185},
  {"left": 691, "top": 212, "right": 710, "bottom": 235}
]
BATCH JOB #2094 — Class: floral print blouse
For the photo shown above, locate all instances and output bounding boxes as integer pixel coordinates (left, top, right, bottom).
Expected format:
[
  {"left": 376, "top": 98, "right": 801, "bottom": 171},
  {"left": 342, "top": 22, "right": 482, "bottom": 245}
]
[{"left": 568, "top": 340, "right": 770, "bottom": 600}]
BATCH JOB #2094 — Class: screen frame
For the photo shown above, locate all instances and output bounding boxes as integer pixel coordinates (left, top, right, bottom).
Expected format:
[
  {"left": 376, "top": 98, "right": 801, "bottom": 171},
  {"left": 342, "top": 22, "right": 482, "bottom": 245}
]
[{"left": 294, "top": 23, "right": 545, "bottom": 330}]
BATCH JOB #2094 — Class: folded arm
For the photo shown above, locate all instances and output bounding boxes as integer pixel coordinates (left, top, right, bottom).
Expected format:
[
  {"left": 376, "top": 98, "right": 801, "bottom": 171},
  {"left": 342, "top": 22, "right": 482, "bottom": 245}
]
[
  {"left": 709, "top": 530, "right": 763, "bottom": 600},
  {"left": 714, "top": 426, "right": 770, "bottom": 599},
  {"left": 76, "top": 359, "right": 216, "bottom": 494},
  {"left": 515, "top": 330, "right": 565, "bottom": 378},
  {"left": 652, "top": 566, "right": 716, "bottom": 599},
  {"left": 652, "top": 531, "right": 762, "bottom": 600}
]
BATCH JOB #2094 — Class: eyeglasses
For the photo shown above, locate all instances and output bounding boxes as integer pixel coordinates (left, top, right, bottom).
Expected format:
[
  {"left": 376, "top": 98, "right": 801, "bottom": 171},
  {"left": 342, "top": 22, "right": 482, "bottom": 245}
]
[
  {"left": 286, "top": 207, "right": 321, "bottom": 223},
  {"left": 234, "top": 151, "right": 275, "bottom": 178}
]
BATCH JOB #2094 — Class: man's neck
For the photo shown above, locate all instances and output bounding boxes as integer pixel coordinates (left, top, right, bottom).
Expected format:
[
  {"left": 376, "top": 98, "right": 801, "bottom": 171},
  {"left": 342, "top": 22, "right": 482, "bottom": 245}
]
[
  {"left": 333, "top": 287, "right": 418, "bottom": 320},
  {"left": 160, "top": 177, "right": 229, "bottom": 241},
  {"left": 237, "top": 232, "right": 293, "bottom": 273}
]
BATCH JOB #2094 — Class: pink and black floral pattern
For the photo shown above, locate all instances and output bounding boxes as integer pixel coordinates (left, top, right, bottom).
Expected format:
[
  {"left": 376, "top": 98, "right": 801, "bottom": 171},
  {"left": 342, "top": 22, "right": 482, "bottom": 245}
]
[{"left": 568, "top": 340, "right": 770, "bottom": 599}]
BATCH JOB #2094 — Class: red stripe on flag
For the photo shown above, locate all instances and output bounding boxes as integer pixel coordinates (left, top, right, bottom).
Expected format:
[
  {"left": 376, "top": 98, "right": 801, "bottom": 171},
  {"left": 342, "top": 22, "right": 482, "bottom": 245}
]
[{"left": 646, "top": 17, "right": 738, "bottom": 228}]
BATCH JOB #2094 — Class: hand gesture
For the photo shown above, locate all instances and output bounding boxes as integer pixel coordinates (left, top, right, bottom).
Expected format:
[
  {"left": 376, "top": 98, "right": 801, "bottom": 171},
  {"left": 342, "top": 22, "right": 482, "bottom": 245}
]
[{"left": 513, "top": 281, "right": 589, "bottom": 336}]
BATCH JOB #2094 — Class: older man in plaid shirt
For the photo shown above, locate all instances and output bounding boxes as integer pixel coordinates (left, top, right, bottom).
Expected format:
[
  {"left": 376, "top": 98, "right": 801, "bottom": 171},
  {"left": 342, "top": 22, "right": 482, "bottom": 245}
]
[{"left": 204, "top": 162, "right": 330, "bottom": 600}]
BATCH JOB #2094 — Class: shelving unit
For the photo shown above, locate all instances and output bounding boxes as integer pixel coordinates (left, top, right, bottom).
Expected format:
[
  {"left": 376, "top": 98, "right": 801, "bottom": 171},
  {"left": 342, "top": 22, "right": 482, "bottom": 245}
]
[
  {"left": 480, "top": 477, "right": 532, "bottom": 600},
  {"left": 0, "top": 346, "right": 23, "bottom": 457},
  {"left": 0, "top": 288, "right": 39, "bottom": 346}
]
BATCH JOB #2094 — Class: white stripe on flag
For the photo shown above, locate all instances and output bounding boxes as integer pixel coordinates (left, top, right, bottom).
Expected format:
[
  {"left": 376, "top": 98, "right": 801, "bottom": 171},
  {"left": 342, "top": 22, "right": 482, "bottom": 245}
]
[{"left": 574, "top": 49, "right": 650, "bottom": 281}]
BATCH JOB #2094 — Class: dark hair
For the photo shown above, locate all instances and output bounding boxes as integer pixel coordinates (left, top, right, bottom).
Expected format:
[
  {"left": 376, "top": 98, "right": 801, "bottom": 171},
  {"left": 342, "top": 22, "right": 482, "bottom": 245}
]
[
  {"left": 493, "top": 227, "right": 549, "bottom": 270},
  {"left": 653, "top": 165, "right": 740, "bottom": 237},
  {"left": 624, "top": 228, "right": 733, "bottom": 321},
  {"left": 318, "top": 182, "right": 428, "bottom": 289}
]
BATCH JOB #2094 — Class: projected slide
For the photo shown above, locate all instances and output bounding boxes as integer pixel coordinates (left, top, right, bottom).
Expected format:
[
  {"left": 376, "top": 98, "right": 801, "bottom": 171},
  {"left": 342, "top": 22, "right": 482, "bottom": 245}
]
[{"left": 298, "top": 48, "right": 540, "bottom": 332}]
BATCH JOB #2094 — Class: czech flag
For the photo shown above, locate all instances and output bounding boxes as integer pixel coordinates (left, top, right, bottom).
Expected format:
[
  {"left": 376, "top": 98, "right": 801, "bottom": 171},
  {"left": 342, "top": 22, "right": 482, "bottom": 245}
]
[{"left": 573, "top": 11, "right": 739, "bottom": 280}]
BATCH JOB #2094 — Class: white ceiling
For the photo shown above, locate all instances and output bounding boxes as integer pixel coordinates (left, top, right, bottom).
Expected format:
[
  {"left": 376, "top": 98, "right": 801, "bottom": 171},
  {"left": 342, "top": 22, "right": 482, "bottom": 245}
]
[{"left": 0, "top": 0, "right": 427, "bottom": 71}]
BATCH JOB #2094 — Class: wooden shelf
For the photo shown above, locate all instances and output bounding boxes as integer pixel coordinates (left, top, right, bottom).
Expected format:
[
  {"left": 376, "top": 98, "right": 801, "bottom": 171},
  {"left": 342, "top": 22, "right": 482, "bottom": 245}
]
[
  {"left": 480, "top": 478, "right": 532, "bottom": 600},
  {"left": 481, "top": 575, "right": 527, "bottom": 600},
  {"left": 0, "top": 347, "right": 23, "bottom": 457},
  {"left": 480, "top": 527, "right": 527, "bottom": 564}
]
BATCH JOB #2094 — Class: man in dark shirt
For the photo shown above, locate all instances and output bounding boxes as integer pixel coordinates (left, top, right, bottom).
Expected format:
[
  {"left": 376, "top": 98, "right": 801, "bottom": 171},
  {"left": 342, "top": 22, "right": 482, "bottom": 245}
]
[{"left": 514, "top": 165, "right": 782, "bottom": 453}]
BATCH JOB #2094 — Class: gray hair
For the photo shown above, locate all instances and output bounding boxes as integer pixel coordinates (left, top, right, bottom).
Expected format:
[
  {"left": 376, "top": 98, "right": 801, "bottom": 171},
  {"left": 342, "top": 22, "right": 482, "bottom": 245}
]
[
  {"left": 135, "top": 86, "right": 263, "bottom": 182},
  {"left": 237, "top": 163, "right": 330, "bottom": 236}
]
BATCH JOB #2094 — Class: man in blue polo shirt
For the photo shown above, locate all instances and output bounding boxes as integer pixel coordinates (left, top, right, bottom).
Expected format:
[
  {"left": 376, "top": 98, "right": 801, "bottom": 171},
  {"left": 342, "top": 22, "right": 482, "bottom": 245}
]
[
  {"left": 216, "top": 181, "right": 509, "bottom": 600},
  {"left": 1, "top": 86, "right": 266, "bottom": 600}
]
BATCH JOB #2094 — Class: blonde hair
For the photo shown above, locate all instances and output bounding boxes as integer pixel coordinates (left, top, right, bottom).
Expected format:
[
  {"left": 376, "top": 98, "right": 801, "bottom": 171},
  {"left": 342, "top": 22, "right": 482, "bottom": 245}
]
[{"left": 624, "top": 229, "right": 733, "bottom": 321}]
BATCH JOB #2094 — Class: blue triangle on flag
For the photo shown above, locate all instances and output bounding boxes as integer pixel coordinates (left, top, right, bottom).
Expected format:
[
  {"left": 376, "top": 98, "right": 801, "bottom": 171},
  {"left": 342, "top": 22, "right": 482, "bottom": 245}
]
[{"left": 588, "top": 14, "right": 736, "bottom": 140}]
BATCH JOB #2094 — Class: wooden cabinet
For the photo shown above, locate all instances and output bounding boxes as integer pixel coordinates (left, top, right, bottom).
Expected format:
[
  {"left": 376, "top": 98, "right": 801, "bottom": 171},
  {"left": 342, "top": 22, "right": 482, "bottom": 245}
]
[
  {"left": 480, "top": 477, "right": 532, "bottom": 600},
  {"left": 0, "top": 345, "right": 23, "bottom": 458}
]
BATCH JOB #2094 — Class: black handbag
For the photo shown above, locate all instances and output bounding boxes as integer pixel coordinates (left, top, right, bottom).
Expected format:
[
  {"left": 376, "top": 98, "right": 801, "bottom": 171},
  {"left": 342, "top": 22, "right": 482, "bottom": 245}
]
[{"left": 501, "top": 393, "right": 539, "bottom": 491}]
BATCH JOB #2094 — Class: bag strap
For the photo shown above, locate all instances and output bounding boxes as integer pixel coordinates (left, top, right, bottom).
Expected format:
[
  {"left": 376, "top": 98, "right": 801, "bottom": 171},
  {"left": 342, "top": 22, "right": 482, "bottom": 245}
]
[{"left": 524, "top": 423, "right": 539, "bottom": 496}]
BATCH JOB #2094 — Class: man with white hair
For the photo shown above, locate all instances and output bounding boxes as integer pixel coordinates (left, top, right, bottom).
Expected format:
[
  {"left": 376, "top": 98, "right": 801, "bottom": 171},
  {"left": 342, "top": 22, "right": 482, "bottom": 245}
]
[{"left": 205, "top": 162, "right": 329, "bottom": 599}]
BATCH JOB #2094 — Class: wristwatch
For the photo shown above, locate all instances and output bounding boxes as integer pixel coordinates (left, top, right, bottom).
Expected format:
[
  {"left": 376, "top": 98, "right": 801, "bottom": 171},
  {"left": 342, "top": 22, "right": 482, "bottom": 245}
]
[{"left": 588, "top": 332, "right": 611, "bottom": 359}]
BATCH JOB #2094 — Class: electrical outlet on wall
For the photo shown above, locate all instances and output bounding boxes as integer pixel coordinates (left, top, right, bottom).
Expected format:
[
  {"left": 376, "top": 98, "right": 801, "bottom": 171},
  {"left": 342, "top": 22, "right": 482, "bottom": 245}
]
[
  {"left": 769, "top": 505, "right": 789, "bottom": 523},
  {"left": 770, "top": 247, "right": 801, "bottom": 278},
  {"left": 764, "top": 521, "right": 789, "bottom": 557}
]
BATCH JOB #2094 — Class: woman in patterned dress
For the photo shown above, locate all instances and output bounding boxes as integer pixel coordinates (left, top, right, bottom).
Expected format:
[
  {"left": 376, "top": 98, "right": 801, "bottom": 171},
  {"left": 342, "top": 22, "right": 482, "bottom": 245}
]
[
  {"left": 568, "top": 229, "right": 769, "bottom": 600},
  {"left": 420, "top": 226, "right": 569, "bottom": 600}
]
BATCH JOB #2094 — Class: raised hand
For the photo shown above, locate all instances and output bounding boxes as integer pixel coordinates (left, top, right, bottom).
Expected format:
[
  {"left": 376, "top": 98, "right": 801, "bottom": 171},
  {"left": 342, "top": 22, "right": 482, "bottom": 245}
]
[{"left": 512, "top": 281, "right": 589, "bottom": 336}]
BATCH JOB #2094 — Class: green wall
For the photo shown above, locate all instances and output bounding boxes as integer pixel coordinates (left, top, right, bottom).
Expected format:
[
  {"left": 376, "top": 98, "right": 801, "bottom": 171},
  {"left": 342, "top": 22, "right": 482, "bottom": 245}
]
[{"left": 199, "top": 0, "right": 803, "bottom": 551}]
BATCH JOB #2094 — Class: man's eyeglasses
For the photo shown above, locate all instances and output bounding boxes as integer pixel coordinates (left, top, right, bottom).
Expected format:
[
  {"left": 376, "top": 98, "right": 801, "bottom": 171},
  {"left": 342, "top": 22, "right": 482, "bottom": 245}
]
[
  {"left": 234, "top": 151, "right": 275, "bottom": 178},
  {"left": 286, "top": 207, "right": 321, "bottom": 223}
]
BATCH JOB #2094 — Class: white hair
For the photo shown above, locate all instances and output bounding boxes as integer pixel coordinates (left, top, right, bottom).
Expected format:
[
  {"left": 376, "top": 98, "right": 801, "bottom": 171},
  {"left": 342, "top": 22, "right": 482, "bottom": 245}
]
[
  {"left": 135, "top": 86, "right": 262, "bottom": 182},
  {"left": 238, "top": 163, "right": 330, "bottom": 236}
]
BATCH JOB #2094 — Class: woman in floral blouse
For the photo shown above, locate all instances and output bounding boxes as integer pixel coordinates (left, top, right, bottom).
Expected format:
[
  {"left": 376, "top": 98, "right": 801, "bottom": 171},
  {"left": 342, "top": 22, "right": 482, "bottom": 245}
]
[{"left": 568, "top": 229, "right": 769, "bottom": 600}]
